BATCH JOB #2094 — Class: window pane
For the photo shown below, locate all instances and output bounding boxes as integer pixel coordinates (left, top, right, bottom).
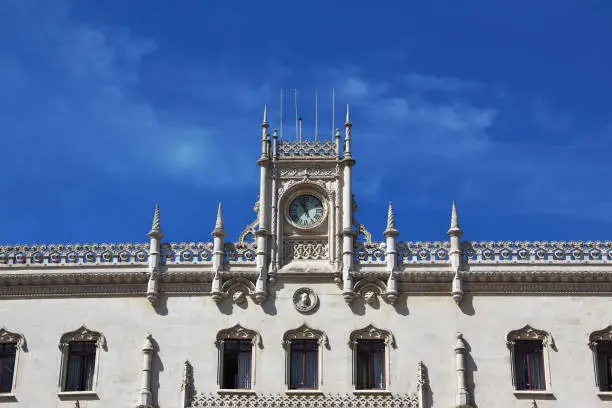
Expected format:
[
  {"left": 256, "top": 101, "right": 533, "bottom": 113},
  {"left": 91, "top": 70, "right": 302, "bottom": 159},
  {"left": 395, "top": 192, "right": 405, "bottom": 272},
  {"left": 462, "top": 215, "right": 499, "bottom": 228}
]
[
  {"left": 290, "top": 340, "right": 318, "bottom": 389},
  {"left": 356, "top": 341, "right": 385, "bottom": 390},
  {"left": 64, "top": 342, "right": 96, "bottom": 391},
  {"left": 514, "top": 341, "right": 544, "bottom": 391},
  {"left": 222, "top": 340, "right": 252, "bottom": 389},
  {"left": 0, "top": 344, "right": 16, "bottom": 393},
  {"left": 597, "top": 343, "right": 612, "bottom": 391}
]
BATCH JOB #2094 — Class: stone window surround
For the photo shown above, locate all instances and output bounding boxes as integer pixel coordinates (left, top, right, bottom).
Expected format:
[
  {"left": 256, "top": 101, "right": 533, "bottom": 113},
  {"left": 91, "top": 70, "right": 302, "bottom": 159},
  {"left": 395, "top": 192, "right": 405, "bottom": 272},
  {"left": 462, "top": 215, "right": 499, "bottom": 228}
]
[
  {"left": 349, "top": 324, "right": 395, "bottom": 393},
  {"left": 588, "top": 325, "right": 612, "bottom": 399},
  {"left": 282, "top": 324, "right": 329, "bottom": 392},
  {"left": 215, "top": 324, "right": 262, "bottom": 393},
  {"left": 506, "top": 324, "right": 555, "bottom": 399},
  {"left": 0, "top": 328, "right": 26, "bottom": 402},
  {"left": 57, "top": 325, "right": 106, "bottom": 400}
]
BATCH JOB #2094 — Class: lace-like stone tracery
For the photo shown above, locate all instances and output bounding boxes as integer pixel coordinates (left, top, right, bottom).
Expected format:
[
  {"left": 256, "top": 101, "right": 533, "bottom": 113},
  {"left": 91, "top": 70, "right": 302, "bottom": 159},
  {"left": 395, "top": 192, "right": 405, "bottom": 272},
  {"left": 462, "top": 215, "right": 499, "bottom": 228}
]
[
  {"left": 189, "top": 392, "right": 418, "bottom": 407},
  {"left": 278, "top": 140, "right": 336, "bottom": 158}
]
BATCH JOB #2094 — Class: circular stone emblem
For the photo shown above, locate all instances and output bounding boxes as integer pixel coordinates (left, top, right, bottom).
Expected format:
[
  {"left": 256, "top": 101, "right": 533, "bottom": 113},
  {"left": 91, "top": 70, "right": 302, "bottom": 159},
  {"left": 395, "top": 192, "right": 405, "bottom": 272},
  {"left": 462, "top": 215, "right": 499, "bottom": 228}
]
[{"left": 293, "top": 288, "right": 319, "bottom": 313}]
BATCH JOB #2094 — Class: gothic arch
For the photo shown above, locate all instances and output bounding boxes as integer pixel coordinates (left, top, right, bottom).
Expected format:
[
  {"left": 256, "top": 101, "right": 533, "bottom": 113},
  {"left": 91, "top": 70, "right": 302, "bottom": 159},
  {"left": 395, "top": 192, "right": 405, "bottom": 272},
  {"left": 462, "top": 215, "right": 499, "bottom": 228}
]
[
  {"left": 282, "top": 323, "right": 329, "bottom": 348},
  {"left": 506, "top": 324, "right": 553, "bottom": 347},
  {"left": 215, "top": 324, "right": 262, "bottom": 348},
  {"left": 59, "top": 325, "right": 107, "bottom": 351},
  {"left": 349, "top": 324, "right": 396, "bottom": 348}
]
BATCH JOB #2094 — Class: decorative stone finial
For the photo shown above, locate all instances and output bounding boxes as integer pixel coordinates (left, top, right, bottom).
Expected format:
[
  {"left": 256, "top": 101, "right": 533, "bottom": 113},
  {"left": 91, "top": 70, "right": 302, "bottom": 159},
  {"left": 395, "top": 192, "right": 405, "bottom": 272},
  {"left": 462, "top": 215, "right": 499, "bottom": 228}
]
[
  {"left": 142, "top": 333, "right": 154, "bottom": 352},
  {"left": 147, "top": 203, "right": 163, "bottom": 239},
  {"left": 448, "top": 200, "right": 463, "bottom": 237},
  {"left": 384, "top": 202, "right": 399, "bottom": 237},
  {"left": 345, "top": 104, "right": 351, "bottom": 126},
  {"left": 454, "top": 332, "right": 467, "bottom": 351},
  {"left": 212, "top": 202, "right": 226, "bottom": 237},
  {"left": 262, "top": 104, "right": 269, "bottom": 128}
]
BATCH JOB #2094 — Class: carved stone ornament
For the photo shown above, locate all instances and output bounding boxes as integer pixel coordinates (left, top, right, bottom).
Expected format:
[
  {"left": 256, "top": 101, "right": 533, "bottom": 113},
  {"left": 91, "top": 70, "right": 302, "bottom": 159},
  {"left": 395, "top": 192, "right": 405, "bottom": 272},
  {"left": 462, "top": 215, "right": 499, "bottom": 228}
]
[
  {"left": 189, "top": 392, "right": 419, "bottom": 408},
  {"left": 292, "top": 287, "right": 319, "bottom": 313},
  {"left": 0, "top": 327, "right": 26, "bottom": 349},
  {"left": 59, "top": 325, "right": 106, "bottom": 350},
  {"left": 589, "top": 325, "right": 612, "bottom": 348},
  {"left": 282, "top": 324, "right": 329, "bottom": 348},
  {"left": 349, "top": 324, "right": 396, "bottom": 348},
  {"left": 506, "top": 324, "right": 553, "bottom": 347},
  {"left": 284, "top": 240, "right": 329, "bottom": 262},
  {"left": 215, "top": 324, "right": 262, "bottom": 348},
  {"left": 354, "top": 278, "right": 388, "bottom": 306},
  {"left": 214, "top": 277, "right": 257, "bottom": 305}
]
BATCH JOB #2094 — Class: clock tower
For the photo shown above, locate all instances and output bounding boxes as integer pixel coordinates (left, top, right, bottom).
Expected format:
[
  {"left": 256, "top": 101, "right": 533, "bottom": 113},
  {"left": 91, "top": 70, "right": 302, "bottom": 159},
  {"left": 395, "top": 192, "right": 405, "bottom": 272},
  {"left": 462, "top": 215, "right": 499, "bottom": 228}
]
[{"left": 252, "top": 103, "right": 359, "bottom": 299}]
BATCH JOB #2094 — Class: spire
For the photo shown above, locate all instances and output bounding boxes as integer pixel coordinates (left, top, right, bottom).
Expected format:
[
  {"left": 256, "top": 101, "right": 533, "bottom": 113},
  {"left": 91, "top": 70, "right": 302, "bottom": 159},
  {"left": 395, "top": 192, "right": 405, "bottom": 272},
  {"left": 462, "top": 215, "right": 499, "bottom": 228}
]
[
  {"left": 447, "top": 200, "right": 463, "bottom": 237},
  {"left": 262, "top": 104, "right": 269, "bottom": 128},
  {"left": 212, "top": 202, "right": 227, "bottom": 237},
  {"left": 148, "top": 203, "right": 163, "bottom": 239},
  {"left": 384, "top": 202, "right": 399, "bottom": 237},
  {"left": 345, "top": 104, "right": 351, "bottom": 126}
]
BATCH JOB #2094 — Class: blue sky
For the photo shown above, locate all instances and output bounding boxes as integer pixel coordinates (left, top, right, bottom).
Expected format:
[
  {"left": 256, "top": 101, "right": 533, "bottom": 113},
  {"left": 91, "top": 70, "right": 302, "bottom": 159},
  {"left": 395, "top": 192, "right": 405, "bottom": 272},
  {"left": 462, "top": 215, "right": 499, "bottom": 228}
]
[{"left": 1, "top": 0, "right": 611, "bottom": 244}]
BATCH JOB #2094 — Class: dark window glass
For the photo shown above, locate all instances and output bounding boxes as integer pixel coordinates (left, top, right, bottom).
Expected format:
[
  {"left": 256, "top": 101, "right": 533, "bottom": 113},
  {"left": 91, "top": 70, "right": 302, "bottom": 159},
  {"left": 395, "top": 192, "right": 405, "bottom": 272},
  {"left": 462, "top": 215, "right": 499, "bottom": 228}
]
[
  {"left": 289, "top": 340, "right": 318, "bottom": 389},
  {"left": 513, "top": 340, "right": 545, "bottom": 390},
  {"left": 356, "top": 340, "right": 385, "bottom": 390},
  {"left": 64, "top": 342, "right": 96, "bottom": 391},
  {"left": 596, "top": 342, "right": 612, "bottom": 391},
  {"left": 0, "top": 343, "right": 16, "bottom": 393},
  {"left": 222, "top": 340, "right": 252, "bottom": 389}
]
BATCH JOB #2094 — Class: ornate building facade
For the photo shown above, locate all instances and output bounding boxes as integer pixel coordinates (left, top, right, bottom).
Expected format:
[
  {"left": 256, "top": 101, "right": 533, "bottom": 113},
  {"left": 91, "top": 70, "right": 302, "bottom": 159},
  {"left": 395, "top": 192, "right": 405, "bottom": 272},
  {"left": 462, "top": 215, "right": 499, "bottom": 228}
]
[{"left": 1, "top": 106, "right": 612, "bottom": 408}]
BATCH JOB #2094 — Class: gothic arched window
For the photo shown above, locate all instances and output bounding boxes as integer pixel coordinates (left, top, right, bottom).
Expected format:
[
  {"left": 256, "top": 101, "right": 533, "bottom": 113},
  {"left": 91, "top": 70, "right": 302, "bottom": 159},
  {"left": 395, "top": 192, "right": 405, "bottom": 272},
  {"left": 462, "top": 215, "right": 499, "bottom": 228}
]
[
  {"left": 282, "top": 324, "right": 328, "bottom": 391},
  {"left": 215, "top": 324, "right": 261, "bottom": 391},
  {"left": 349, "top": 325, "right": 395, "bottom": 391},
  {"left": 0, "top": 327, "right": 26, "bottom": 398},
  {"left": 506, "top": 324, "right": 554, "bottom": 395},
  {"left": 58, "top": 325, "right": 106, "bottom": 396}
]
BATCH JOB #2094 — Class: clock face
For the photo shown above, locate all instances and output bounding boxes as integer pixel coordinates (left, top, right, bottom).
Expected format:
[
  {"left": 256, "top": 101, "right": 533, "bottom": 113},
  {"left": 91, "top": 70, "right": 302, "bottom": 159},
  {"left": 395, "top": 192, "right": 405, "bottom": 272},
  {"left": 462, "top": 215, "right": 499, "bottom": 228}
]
[{"left": 288, "top": 195, "right": 325, "bottom": 228}]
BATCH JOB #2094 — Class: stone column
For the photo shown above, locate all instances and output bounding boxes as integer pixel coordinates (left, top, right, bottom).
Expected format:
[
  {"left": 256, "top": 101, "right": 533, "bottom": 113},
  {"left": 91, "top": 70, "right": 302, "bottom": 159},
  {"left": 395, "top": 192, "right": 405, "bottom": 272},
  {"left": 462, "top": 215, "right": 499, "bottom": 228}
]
[
  {"left": 136, "top": 334, "right": 155, "bottom": 408},
  {"left": 384, "top": 202, "right": 399, "bottom": 304},
  {"left": 341, "top": 106, "right": 356, "bottom": 301},
  {"left": 454, "top": 333, "right": 469, "bottom": 407},
  {"left": 448, "top": 201, "right": 464, "bottom": 304},
  {"left": 255, "top": 105, "right": 271, "bottom": 304}
]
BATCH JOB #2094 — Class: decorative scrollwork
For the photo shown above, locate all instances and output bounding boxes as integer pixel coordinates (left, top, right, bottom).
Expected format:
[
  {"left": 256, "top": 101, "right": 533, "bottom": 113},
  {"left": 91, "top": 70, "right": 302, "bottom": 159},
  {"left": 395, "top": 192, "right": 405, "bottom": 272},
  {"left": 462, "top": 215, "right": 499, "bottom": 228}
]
[
  {"left": 355, "top": 242, "right": 386, "bottom": 264},
  {"left": 0, "top": 243, "right": 150, "bottom": 267},
  {"left": 397, "top": 241, "right": 450, "bottom": 264},
  {"left": 59, "top": 325, "right": 106, "bottom": 350},
  {"left": 277, "top": 140, "right": 336, "bottom": 158},
  {"left": 349, "top": 324, "right": 396, "bottom": 348},
  {"left": 284, "top": 240, "right": 328, "bottom": 262},
  {"left": 282, "top": 323, "right": 328, "bottom": 348},
  {"left": 189, "top": 392, "right": 419, "bottom": 407},
  {"left": 506, "top": 324, "right": 553, "bottom": 347},
  {"left": 215, "top": 324, "right": 262, "bottom": 348},
  {"left": 589, "top": 325, "right": 612, "bottom": 348},
  {"left": 225, "top": 242, "right": 257, "bottom": 263},
  {"left": 461, "top": 240, "right": 612, "bottom": 264},
  {"left": 0, "top": 327, "right": 26, "bottom": 349}
]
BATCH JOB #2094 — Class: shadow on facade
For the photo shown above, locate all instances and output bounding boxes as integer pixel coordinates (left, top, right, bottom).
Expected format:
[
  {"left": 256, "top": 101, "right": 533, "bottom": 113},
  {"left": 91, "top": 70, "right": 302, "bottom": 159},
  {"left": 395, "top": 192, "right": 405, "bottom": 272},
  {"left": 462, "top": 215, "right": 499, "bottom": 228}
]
[
  {"left": 463, "top": 336, "right": 479, "bottom": 408},
  {"left": 153, "top": 294, "right": 169, "bottom": 316},
  {"left": 151, "top": 336, "right": 164, "bottom": 408},
  {"left": 458, "top": 292, "right": 475, "bottom": 316}
]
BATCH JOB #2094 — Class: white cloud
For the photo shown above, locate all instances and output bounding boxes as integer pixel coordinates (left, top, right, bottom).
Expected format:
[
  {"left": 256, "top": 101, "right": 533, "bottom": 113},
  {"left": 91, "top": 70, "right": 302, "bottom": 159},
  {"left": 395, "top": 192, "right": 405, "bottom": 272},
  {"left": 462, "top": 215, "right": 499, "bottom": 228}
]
[{"left": 405, "top": 73, "right": 485, "bottom": 93}]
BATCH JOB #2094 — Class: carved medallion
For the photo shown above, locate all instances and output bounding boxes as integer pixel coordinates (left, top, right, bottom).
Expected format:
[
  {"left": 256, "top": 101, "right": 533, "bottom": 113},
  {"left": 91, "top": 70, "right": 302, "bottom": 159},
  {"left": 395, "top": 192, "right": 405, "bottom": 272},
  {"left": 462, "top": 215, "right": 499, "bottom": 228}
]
[{"left": 292, "top": 287, "right": 319, "bottom": 313}]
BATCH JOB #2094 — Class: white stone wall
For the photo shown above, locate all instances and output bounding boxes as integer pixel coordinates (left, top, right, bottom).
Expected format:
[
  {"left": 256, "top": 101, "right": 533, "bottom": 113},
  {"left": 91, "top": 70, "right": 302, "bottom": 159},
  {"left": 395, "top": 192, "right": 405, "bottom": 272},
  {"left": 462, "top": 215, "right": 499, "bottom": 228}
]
[{"left": 2, "top": 282, "right": 612, "bottom": 407}]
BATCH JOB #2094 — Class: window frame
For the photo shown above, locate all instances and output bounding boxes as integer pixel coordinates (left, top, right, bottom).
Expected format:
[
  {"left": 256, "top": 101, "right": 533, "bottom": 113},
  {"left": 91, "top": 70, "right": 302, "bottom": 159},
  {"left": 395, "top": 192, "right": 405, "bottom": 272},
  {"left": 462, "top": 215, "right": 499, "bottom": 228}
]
[
  {"left": 506, "top": 324, "right": 554, "bottom": 397},
  {"left": 0, "top": 328, "right": 26, "bottom": 400},
  {"left": 215, "top": 324, "right": 261, "bottom": 392},
  {"left": 349, "top": 325, "right": 395, "bottom": 392},
  {"left": 589, "top": 325, "right": 612, "bottom": 395},
  {"left": 58, "top": 325, "right": 106, "bottom": 398},
  {"left": 282, "top": 324, "right": 328, "bottom": 392}
]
